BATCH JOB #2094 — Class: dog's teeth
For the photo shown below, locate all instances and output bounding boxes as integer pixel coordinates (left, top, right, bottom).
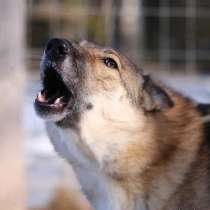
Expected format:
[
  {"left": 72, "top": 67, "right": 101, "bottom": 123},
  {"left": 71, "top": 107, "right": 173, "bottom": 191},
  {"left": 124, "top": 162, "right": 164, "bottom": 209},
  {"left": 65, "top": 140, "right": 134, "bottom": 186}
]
[
  {"left": 55, "top": 97, "right": 62, "bottom": 104},
  {"left": 55, "top": 97, "right": 65, "bottom": 104},
  {"left": 37, "top": 92, "right": 46, "bottom": 102}
]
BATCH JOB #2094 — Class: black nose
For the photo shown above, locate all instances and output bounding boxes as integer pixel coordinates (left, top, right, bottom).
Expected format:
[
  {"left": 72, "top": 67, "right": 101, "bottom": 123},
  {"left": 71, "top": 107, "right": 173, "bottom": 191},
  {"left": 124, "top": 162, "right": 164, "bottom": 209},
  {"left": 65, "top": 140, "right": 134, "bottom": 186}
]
[{"left": 45, "top": 38, "right": 71, "bottom": 59}]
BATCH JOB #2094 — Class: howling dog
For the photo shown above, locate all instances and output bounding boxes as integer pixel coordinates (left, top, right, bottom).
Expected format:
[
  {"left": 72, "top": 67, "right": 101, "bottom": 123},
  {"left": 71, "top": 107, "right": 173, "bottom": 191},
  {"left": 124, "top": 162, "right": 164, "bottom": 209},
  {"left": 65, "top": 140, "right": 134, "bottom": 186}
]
[{"left": 34, "top": 39, "right": 210, "bottom": 210}]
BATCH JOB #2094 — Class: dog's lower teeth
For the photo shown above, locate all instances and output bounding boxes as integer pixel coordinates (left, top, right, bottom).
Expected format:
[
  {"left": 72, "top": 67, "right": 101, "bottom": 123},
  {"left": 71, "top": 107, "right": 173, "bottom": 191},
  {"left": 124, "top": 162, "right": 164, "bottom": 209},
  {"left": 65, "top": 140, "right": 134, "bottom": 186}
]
[
  {"left": 38, "top": 91, "right": 46, "bottom": 102},
  {"left": 55, "top": 98, "right": 60, "bottom": 104},
  {"left": 55, "top": 97, "right": 64, "bottom": 104}
]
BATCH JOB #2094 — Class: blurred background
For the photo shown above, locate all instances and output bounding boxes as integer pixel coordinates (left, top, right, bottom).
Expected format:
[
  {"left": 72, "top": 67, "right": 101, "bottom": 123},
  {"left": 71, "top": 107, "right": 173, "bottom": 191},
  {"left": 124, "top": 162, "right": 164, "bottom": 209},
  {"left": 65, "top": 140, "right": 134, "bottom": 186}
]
[{"left": 1, "top": 0, "right": 210, "bottom": 210}]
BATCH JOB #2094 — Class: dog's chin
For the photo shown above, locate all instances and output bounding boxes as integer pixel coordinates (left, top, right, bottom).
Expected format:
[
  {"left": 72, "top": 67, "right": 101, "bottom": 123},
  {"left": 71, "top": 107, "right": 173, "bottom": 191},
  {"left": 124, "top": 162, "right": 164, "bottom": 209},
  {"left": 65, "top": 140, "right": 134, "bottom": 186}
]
[{"left": 34, "top": 103, "right": 70, "bottom": 122}]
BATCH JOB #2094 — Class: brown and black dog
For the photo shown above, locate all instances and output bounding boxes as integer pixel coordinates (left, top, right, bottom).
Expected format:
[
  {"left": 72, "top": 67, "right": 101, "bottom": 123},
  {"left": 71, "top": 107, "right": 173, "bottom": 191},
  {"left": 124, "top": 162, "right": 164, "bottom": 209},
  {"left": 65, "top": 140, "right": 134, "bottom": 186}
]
[{"left": 35, "top": 39, "right": 210, "bottom": 210}]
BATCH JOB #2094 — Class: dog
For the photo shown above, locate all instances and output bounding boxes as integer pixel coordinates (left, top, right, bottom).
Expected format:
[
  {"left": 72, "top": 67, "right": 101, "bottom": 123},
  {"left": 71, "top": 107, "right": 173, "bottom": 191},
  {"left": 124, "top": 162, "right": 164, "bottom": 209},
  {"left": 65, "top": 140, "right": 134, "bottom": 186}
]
[{"left": 34, "top": 38, "right": 210, "bottom": 210}]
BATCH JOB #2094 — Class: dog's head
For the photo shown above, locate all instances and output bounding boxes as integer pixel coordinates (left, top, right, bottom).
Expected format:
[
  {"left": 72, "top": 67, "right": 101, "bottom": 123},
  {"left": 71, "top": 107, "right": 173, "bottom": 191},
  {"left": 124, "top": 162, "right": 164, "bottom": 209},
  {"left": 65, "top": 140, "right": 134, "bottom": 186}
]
[{"left": 35, "top": 38, "right": 173, "bottom": 128}]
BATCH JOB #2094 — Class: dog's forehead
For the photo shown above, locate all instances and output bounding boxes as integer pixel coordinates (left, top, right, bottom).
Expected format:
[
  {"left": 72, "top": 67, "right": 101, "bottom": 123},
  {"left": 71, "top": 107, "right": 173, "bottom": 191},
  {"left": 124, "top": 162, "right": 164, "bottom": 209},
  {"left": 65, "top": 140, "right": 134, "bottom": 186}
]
[
  {"left": 78, "top": 40, "right": 144, "bottom": 76},
  {"left": 79, "top": 40, "right": 114, "bottom": 52}
]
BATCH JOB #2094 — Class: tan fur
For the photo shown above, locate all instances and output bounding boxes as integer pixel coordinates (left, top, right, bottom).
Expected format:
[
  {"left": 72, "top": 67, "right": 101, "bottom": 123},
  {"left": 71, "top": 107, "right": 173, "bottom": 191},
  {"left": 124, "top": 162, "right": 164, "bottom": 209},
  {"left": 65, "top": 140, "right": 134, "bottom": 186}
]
[
  {"left": 40, "top": 41, "right": 210, "bottom": 210},
  {"left": 80, "top": 45, "right": 207, "bottom": 208},
  {"left": 35, "top": 187, "right": 93, "bottom": 210},
  {"left": 80, "top": 86, "right": 206, "bottom": 209}
]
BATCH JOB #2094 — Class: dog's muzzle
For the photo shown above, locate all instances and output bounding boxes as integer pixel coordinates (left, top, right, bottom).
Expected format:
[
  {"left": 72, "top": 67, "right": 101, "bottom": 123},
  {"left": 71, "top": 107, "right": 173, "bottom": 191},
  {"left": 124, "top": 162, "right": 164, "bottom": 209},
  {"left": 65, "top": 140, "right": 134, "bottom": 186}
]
[{"left": 34, "top": 38, "right": 76, "bottom": 117}]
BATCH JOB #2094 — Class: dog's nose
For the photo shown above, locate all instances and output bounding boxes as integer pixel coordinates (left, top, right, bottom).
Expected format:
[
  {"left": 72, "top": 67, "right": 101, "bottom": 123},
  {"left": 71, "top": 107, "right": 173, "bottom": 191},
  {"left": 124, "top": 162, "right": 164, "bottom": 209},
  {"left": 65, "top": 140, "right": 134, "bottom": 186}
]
[{"left": 45, "top": 38, "right": 71, "bottom": 59}]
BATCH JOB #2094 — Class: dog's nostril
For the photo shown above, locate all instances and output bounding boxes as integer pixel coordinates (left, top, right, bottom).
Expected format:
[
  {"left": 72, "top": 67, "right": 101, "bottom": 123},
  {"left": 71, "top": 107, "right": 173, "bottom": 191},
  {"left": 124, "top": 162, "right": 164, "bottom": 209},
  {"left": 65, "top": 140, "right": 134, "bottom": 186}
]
[
  {"left": 58, "top": 43, "right": 69, "bottom": 55},
  {"left": 46, "top": 42, "right": 53, "bottom": 52},
  {"left": 45, "top": 38, "right": 71, "bottom": 58}
]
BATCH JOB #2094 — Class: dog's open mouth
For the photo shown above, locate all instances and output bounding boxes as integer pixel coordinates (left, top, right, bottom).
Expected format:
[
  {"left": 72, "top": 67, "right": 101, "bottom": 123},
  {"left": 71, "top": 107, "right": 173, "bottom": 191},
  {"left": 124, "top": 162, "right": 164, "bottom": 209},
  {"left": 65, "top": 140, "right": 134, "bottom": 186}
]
[{"left": 35, "top": 66, "right": 72, "bottom": 113}]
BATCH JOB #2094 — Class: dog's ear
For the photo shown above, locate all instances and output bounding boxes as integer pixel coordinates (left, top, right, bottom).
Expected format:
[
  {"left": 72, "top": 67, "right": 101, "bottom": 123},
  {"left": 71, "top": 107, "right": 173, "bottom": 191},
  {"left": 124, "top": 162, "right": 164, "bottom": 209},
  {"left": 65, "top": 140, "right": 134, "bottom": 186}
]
[{"left": 141, "top": 75, "right": 174, "bottom": 112}]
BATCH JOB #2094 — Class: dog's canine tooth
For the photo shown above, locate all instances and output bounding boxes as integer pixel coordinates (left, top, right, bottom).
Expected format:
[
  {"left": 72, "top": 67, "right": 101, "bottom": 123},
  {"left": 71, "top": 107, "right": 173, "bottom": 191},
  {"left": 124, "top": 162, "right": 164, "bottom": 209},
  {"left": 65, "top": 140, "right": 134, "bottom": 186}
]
[
  {"left": 37, "top": 91, "right": 46, "bottom": 102},
  {"left": 55, "top": 97, "right": 62, "bottom": 104}
]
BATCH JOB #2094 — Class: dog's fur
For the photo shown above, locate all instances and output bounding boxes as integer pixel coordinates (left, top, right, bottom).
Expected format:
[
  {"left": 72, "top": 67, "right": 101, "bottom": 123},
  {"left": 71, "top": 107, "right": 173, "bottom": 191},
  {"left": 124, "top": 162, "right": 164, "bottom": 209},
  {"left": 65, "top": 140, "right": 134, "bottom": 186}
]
[
  {"left": 36, "top": 187, "right": 93, "bottom": 210},
  {"left": 35, "top": 40, "right": 210, "bottom": 210}
]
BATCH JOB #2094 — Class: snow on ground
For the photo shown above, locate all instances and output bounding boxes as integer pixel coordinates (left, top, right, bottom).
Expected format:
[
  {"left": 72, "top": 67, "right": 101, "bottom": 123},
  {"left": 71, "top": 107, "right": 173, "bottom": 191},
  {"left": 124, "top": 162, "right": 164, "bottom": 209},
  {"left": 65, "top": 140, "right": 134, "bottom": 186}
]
[
  {"left": 23, "top": 79, "right": 79, "bottom": 209},
  {"left": 160, "top": 74, "right": 210, "bottom": 103}
]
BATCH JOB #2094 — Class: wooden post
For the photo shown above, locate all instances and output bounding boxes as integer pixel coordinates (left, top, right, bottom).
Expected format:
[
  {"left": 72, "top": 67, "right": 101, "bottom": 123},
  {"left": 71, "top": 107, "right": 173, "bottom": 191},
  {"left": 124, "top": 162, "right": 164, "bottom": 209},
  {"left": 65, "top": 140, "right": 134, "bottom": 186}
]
[
  {"left": 0, "top": 0, "right": 26, "bottom": 209},
  {"left": 120, "top": 0, "right": 140, "bottom": 62}
]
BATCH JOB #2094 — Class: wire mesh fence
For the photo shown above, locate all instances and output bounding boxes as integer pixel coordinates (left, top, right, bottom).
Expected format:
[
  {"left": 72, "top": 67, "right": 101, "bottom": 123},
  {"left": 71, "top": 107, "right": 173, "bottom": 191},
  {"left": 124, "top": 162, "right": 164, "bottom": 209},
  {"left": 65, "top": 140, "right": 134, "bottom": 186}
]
[{"left": 27, "top": 0, "right": 210, "bottom": 73}]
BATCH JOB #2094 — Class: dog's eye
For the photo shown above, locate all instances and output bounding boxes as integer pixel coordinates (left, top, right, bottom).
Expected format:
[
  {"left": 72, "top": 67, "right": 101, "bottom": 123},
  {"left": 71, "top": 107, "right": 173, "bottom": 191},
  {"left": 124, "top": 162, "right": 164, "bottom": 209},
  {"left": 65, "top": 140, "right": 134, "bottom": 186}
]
[{"left": 103, "top": 58, "right": 118, "bottom": 69}]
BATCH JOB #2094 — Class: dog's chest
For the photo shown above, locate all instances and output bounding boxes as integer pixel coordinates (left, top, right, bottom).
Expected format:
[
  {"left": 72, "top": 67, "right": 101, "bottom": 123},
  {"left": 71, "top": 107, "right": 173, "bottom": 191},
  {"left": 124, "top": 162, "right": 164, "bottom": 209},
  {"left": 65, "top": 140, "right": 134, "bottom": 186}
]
[
  {"left": 46, "top": 123, "right": 147, "bottom": 210},
  {"left": 46, "top": 123, "right": 118, "bottom": 209}
]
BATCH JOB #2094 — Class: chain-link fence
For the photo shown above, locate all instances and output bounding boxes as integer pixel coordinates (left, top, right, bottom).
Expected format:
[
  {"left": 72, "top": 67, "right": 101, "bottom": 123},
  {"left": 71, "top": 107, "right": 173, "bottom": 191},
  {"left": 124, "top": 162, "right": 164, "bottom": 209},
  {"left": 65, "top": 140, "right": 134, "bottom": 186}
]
[{"left": 27, "top": 0, "right": 210, "bottom": 73}]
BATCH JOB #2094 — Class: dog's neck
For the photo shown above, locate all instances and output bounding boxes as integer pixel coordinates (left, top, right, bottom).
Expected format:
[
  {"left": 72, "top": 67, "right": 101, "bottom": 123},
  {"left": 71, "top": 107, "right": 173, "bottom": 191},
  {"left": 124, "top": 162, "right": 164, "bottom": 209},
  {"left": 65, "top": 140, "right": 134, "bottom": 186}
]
[
  {"left": 46, "top": 99, "right": 203, "bottom": 210},
  {"left": 47, "top": 122, "right": 143, "bottom": 210}
]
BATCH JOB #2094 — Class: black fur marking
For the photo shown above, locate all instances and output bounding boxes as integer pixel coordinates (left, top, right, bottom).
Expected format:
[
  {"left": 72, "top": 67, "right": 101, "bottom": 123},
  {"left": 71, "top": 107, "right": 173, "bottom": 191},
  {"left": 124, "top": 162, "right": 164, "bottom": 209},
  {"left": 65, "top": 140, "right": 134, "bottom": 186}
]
[
  {"left": 142, "top": 75, "right": 174, "bottom": 112},
  {"left": 197, "top": 103, "right": 210, "bottom": 117}
]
